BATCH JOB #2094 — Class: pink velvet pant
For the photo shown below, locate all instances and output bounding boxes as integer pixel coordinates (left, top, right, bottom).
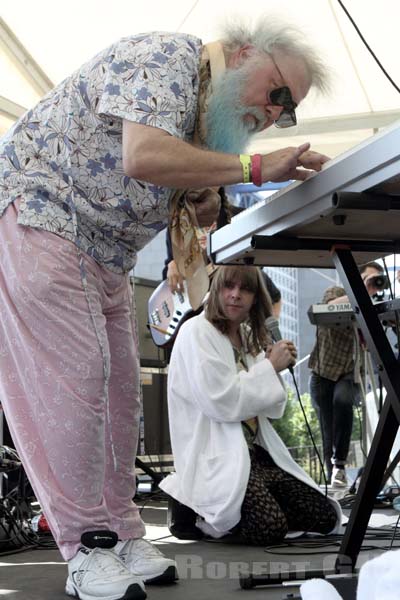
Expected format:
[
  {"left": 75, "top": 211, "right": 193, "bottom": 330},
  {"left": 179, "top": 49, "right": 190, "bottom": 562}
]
[{"left": 0, "top": 202, "right": 145, "bottom": 560}]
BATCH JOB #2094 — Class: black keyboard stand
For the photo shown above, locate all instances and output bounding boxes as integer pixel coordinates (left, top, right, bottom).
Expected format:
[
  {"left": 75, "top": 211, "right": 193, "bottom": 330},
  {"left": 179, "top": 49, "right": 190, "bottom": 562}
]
[
  {"left": 333, "top": 246, "right": 400, "bottom": 573},
  {"left": 236, "top": 237, "right": 400, "bottom": 598},
  {"left": 135, "top": 456, "right": 164, "bottom": 486}
]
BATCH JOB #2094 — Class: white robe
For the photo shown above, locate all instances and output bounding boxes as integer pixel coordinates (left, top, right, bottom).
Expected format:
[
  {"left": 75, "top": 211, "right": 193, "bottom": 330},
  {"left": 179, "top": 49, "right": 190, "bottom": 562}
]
[{"left": 160, "top": 312, "right": 341, "bottom": 535}]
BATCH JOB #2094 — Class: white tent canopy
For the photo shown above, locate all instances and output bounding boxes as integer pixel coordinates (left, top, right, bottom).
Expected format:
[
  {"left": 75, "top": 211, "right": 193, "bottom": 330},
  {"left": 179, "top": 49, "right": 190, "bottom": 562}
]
[{"left": 1, "top": 0, "right": 400, "bottom": 157}]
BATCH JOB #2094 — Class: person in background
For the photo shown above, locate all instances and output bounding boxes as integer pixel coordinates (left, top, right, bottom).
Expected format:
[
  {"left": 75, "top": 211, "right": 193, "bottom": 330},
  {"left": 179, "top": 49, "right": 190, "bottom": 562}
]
[
  {"left": 0, "top": 18, "right": 330, "bottom": 600},
  {"left": 161, "top": 266, "right": 341, "bottom": 544},
  {"left": 162, "top": 186, "right": 233, "bottom": 292},
  {"left": 262, "top": 269, "right": 282, "bottom": 318},
  {"left": 308, "top": 262, "right": 384, "bottom": 487},
  {"left": 162, "top": 191, "right": 282, "bottom": 318}
]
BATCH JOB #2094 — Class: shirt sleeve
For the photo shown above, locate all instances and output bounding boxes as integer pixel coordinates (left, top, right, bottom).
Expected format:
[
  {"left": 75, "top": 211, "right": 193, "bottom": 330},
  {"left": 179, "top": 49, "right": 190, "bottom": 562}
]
[{"left": 97, "top": 34, "right": 201, "bottom": 138}]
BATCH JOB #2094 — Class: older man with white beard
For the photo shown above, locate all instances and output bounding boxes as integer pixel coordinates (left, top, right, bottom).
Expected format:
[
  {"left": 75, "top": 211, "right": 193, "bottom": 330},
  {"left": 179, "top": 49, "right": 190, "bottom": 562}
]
[{"left": 0, "top": 18, "right": 330, "bottom": 600}]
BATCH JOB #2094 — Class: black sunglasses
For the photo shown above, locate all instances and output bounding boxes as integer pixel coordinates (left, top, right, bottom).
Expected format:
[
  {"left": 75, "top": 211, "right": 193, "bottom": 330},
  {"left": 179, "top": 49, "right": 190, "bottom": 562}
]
[{"left": 269, "top": 86, "right": 297, "bottom": 128}]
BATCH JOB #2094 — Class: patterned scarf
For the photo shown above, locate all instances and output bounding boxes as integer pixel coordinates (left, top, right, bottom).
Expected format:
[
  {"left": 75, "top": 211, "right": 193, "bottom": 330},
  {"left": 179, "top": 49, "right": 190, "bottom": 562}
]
[{"left": 169, "top": 42, "right": 226, "bottom": 310}]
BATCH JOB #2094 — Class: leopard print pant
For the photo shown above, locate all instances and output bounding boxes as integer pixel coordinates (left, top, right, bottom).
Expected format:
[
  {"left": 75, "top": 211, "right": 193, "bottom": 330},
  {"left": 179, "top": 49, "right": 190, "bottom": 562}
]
[{"left": 235, "top": 445, "right": 338, "bottom": 545}]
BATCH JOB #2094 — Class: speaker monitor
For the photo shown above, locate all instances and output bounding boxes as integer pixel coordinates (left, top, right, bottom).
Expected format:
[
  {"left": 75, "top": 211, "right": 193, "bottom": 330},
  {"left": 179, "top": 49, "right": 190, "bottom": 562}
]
[{"left": 141, "top": 372, "right": 171, "bottom": 456}]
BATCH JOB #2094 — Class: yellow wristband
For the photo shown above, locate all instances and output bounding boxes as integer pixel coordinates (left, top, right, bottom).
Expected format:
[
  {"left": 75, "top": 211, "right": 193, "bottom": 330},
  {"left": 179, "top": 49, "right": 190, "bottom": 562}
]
[{"left": 239, "top": 154, "right": 252, "bottom": 184}]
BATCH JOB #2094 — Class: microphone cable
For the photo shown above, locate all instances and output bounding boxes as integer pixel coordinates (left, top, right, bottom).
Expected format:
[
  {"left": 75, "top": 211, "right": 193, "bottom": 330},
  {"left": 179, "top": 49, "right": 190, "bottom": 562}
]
[
  {"left": 288, "top": 365, "right": 328, "bottom": 497},
  {"left": 265, "top": 314, "right": 329, "bottom": 494}
]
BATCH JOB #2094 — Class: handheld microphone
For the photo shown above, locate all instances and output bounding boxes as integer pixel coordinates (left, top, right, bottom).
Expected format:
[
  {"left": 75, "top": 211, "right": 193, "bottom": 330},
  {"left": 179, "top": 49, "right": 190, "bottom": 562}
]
[
  {"left": 265, "top": 316, "right": 283, "bottom": 342},
  {"left": 265, "top": 316, "right": 294, "bottom": 374}
]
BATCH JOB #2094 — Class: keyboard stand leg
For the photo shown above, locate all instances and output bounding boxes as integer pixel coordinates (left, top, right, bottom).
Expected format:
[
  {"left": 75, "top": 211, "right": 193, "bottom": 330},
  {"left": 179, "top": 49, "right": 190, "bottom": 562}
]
[{"left": 332, "top": 248, "right": 400, "bottom": 572}]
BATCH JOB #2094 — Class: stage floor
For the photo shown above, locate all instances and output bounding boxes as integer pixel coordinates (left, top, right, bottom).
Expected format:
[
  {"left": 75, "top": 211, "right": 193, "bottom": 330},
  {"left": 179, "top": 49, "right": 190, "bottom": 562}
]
[{"left": 1, "top": 496, "right": 398, "bottom": 600}]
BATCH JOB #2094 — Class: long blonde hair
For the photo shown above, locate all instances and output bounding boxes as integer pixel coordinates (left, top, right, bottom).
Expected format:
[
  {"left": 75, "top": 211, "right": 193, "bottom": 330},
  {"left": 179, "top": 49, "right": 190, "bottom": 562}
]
[{"left": 206, "top": 266, "right": 273, "bottom": 355}]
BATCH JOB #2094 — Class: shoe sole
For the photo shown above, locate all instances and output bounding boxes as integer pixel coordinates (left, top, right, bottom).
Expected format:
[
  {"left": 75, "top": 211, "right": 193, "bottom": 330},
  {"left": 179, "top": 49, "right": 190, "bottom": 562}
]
[
  {"left": 144, "top": 565, "right": 179, "bottom": 585},
  {"left": 169, "top": 529, "right": 204, "bottom": 540},
  {"left": 65, "top": 580, "right": 146, "bottom": 600}
]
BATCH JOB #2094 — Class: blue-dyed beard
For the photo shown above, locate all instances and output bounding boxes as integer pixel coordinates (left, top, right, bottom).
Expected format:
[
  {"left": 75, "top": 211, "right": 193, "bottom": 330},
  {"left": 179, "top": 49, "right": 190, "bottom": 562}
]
[{"left": 205, "top": 67, "right": 265, "bottom": 154}]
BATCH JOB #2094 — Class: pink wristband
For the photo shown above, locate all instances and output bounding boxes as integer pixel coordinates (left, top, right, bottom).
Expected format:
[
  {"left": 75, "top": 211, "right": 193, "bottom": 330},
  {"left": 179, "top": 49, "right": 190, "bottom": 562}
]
[{"left": 251, "top": 154, "right": 262, "bottom": 187}]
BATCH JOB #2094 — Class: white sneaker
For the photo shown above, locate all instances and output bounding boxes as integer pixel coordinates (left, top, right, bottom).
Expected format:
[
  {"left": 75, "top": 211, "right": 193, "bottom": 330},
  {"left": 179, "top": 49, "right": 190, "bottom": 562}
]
[
  {"left": 66, "top": 547, "right": 146, "bottom": 600},
  {"left": 115, "top": 538, "right": 178, "bottom": 584},
  {"left": 331, "top": 467, "right": 348, "bottom": 488}
]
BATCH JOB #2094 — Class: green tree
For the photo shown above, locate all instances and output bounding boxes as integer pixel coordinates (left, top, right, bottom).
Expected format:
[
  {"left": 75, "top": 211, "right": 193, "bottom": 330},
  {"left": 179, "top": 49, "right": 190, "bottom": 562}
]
[
  {"left": 272, "top": 388, "right": 322, "bottom": 479},
  {"left": 272, "top": 388, "right": 321, "bottom": 449}
]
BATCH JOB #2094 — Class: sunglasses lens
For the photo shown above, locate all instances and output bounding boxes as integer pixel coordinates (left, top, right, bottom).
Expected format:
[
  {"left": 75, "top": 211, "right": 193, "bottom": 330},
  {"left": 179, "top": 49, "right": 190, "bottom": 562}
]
[
  {"left": 269, "top": 86, "right": 297, "bottom": 128},
  {"left": 274, "top": 109, "right": 297, "bottom": 129},
  {"left": 270, "top": 86, "right": 293, "bottom": 107}
]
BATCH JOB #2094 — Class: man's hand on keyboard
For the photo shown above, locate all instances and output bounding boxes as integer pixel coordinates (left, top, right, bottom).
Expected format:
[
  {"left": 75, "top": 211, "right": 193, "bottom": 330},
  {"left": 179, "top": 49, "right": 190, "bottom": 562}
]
[
  {"left": 261, "top": 143, "right": 330, "bottom": 182},
  {"left": 298, "top": 149, "right": 330, "bottom": 171}
]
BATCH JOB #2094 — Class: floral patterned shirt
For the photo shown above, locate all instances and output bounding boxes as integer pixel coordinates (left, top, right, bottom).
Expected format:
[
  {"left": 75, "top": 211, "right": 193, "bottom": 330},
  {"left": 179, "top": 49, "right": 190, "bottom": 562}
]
[{"left": 0, "top": 32, "right": 203, "bottom": 273}]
